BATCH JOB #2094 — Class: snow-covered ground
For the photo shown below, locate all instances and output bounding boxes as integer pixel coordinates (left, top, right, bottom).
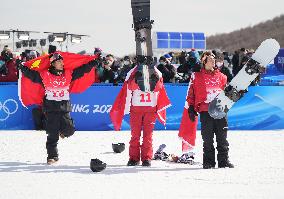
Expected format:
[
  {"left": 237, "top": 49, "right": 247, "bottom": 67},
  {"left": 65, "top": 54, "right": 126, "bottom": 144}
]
[{"left": 0, "top": 130, "right": 284, "bottom": 199}]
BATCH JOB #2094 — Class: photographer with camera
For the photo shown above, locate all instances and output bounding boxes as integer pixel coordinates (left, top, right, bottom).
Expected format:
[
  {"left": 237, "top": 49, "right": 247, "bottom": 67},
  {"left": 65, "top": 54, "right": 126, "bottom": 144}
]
[
  {"left": 0, "top": 46, "right": 18, "bottom": 82},
  {"left": 100, "top": 54, "right": 120, "bottom": 84},
  {"left": 93, "top": 48, "right": 104, "bottom": 83},
  {"left": 157, "top": 54, "right": 176, "bottom": 83}
]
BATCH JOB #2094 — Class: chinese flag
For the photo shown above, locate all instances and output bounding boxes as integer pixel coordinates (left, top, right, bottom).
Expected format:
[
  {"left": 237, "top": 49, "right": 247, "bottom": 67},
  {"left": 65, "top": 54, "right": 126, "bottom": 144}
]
[{"left": 19, "top": 51, "right": 98, "bottom": 106}]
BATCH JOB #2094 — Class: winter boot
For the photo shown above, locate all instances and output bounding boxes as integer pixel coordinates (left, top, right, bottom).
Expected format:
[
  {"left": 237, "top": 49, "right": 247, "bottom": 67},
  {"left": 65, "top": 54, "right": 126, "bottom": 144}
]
[
  {"left": 218, "top": 160, "right": 234, "bottom": 168},
  {"left": 203, "top": 163, "right": 215, "bottom": 169},
  {"left": 142, "top": 160, "right": 151, "bottom": 167},
  {"left": 47, "top": 157, "right": 59, "bottom": 165},
  {"left": 127, "top": 159, "right": 140, "bottom": 166}
]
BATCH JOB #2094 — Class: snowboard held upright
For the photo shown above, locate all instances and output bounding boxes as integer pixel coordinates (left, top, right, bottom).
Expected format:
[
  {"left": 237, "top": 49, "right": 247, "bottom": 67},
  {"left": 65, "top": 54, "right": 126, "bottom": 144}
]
[
  {"left": 131, "top": 0, "right": 157, "bottom": 92},
  {"left": 208, "top": 39, "right": 280, "bottom": 119}
]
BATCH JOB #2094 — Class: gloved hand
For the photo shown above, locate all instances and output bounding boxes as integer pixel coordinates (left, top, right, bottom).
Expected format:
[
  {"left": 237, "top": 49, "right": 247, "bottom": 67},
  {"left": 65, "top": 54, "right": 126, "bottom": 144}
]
[
  {"left": 89, "top": 59, "right": 100, "bottom": 68},
  {"left": 96, "top": 55, "right": 103, "bottom": 63},
  {"left": 150, "top": 72, "right": 159, "bottom": 82},
  {"left": 134, "top": 71, "right": 142, "bottom": 83},
  {"left": 150, "top": 72, "right": 159, "bottom": 91},
  {"left": 188, "top": 105, "right": 198, "bottom": 122},
  {"left": 15, "top": 59, "right": 24, "bottom": 70}
]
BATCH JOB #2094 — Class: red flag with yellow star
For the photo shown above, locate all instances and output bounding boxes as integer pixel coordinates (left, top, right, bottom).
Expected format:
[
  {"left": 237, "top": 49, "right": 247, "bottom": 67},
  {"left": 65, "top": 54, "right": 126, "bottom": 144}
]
[{"left": 19, "top": 51, "right": 99, "bottom": 106}]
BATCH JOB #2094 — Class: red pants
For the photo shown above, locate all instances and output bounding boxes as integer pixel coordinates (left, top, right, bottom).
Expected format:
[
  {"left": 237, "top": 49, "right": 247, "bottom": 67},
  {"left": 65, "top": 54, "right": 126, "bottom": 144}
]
[{"left": 129, "top": 106, "right": 157, "bottom": 161}]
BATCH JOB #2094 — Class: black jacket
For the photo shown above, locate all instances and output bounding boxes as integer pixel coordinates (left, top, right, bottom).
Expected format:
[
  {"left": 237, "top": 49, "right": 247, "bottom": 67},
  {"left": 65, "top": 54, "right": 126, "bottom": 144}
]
[
  {"left": 157, "top": 63, "right": 176, "bottom": 83},
  {"left": 118, "top": 64, "right": 134, "bottom": 83},
  {"left": 100, "top": 62, "right": 120, "bottom": 84},
  {"left": 220, "top": 66, "right": 233, "bottom": 83}
]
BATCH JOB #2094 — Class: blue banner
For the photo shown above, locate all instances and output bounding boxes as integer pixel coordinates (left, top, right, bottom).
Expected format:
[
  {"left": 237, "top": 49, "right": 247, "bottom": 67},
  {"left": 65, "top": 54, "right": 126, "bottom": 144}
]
[
  {"left": 261, "top": 49, "right": 284, "bottom": 86},
  {"left": 220, "top": 86, "right": 284, "bottom": 130},
  {"left": 274, "top": 48, "right": 284, "bottom": 70},
  {"left": 1, "top": 83, "right": 284, "bottom": 130},
  {"left": 0, "top": 83, "right": 34, "bottom": 130}
]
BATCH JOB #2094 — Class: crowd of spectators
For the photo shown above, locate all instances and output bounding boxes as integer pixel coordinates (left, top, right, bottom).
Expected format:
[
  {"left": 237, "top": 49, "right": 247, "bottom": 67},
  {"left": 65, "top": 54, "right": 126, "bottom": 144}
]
[
  {"left": 0, "top": 44, "right": 271, "bottom": 131},
  {"left": 0, "top": 45, "right": 18, "bottom": 82},
  {"left": 0, "top": 44, "right": 261, "bottom": 85},
  {"left": 0, "top": 45, "right": 47, "bottom": 82}
]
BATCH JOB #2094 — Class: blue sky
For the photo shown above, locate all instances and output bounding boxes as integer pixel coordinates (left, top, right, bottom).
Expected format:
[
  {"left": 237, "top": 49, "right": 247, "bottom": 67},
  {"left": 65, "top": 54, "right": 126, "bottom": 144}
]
[{"left": 0, "top": 0, "right": 283, "bottom": 56}]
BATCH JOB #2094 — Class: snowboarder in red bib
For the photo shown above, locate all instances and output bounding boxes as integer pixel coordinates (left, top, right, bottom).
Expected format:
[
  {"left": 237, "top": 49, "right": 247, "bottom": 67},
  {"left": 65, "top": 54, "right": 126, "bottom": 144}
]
[
  {"left": 110, "top": 66, "right": 171, "bottom": 167},
  {"left": 187, "top": 51, "right": 234, "bottom": 169},
  {"left": 17, "top": 52, "right": 99, "bottom": 164}
]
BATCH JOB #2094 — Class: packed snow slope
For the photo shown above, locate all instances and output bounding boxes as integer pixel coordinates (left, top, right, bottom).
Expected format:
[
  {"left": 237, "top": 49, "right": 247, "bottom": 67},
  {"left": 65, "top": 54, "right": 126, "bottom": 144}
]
[{"left": 0, "top": 130, "right": 284, "bottom": 199}]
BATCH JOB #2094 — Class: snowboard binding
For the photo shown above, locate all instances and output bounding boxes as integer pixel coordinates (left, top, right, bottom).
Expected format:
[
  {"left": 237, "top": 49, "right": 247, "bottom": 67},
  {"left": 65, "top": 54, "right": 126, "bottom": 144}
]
[
  {"left": 131, "top": 0, "right": 157, "bottom": 92},
  {"left": 176, "top": 153, "right": 195, "bottom": 164},
  {"left": 153, "top": 144, "right": 169, "bottom": 160},
  {"left": 245, "top": 59, "right": 265, "bottom": 75},
  {"left": 224, "top": 85, "right": 246, "bottom": 102}
]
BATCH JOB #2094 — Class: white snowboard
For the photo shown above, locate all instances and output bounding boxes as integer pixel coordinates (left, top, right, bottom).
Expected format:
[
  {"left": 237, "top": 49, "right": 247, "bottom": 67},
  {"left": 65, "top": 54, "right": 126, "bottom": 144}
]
[{"left": 208, "top": 38, "right": 280, "bottom": 119}]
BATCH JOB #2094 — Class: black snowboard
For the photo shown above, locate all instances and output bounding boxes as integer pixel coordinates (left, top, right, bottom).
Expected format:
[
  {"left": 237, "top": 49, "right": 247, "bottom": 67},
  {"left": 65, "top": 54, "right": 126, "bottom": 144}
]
[{"left": 131, "top": 0, "right": 157, "bottom": 92}]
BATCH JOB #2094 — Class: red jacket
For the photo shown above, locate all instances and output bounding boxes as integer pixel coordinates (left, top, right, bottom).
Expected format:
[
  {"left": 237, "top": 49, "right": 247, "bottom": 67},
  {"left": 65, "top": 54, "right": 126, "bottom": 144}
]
[
  {"left": 187, "top": 68, "right": 227, "bottom": 112},
  {"left": 110, "top": 66, "right": 171, "bottom": 131}
]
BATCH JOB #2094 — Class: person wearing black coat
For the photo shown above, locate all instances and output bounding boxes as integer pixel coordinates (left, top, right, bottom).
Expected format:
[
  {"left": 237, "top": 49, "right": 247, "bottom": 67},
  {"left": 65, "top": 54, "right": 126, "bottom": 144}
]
[
  {"left": 157, "top": 56, "right": 176, "bottom": 83},
  {"left": 100, "top": 54, "right": 120, "bottom": 85},
  {"left": 215, "top": 53, "right": 233, "bottom": 82}
]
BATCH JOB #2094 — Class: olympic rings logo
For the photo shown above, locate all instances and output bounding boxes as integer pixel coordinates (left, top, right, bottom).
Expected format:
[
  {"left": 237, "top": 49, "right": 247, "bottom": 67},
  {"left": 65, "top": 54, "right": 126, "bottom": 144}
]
[{"left": 0, "top": 99, "right": 18, "bottom": 122}]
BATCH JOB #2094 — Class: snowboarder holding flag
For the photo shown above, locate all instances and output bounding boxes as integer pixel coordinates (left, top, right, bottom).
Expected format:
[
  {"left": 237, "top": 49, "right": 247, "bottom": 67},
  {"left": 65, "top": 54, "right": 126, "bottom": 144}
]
[{"left": 17, "top": 52, "right": 99, "bottom": 164}]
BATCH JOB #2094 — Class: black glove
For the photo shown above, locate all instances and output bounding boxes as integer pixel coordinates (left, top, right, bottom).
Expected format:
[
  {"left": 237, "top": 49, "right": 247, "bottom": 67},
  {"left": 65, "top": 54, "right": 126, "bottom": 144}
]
[
  {"left": 149, "top": 72, "right": 159, "bottom": 91},
  {"left": 150, "top": 72, "right": 159, "bottom": 82},
  {"left": 89, "top": 59, "right": 100, "bottom": 68},
  {"left": 134, "top": 71, "right": 142, "bottom": 83},
  {"left": 15, "top": 59, "right": 24, "bottom": 70},
  {"left": 188, "top": 105, "right": 198, "bottom": 122}
]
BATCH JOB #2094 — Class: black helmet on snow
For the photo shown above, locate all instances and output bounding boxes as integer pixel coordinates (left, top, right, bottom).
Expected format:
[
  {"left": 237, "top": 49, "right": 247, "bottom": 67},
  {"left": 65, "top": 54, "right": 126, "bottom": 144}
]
[
  {"left": 90, "top": 158, "right": 106, "bottom": 172},
  {"left": 112, "top": 143, "right": 125, "bottom": 153}
]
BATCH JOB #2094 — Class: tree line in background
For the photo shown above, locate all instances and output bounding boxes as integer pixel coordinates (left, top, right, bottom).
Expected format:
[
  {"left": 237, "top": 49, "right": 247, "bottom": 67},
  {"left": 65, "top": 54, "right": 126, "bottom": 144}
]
[{"left": 207, "top": 15, "right": 284, "bottom": 52}]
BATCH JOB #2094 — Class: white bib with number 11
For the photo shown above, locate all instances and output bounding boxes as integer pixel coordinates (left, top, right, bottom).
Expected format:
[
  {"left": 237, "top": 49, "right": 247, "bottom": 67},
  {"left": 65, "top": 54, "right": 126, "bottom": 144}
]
[{"left": 131, "top": 89, "right": 158, "bottom": 107}]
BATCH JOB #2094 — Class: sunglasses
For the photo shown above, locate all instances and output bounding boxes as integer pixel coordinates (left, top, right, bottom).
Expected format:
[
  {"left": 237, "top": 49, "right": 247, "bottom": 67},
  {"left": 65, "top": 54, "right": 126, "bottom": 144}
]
[
  {"left": 50, "top": 53, "right": 63, "bottom": 64},
  {"left": 52, "top": 53, "right": 63, "bottom": 60}
]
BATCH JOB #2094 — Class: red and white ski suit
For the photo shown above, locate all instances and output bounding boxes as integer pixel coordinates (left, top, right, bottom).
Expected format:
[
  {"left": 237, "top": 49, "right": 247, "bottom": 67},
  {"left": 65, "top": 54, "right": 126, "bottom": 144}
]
[
  {"left": 110, "top": 66, "right": 171, "bottom": 162},
  {"left": 127, "top": 79, "right": 162, "bottom": 161},
  {"left": 187, "top": 68, "right": 227, "bottom": 112}
]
